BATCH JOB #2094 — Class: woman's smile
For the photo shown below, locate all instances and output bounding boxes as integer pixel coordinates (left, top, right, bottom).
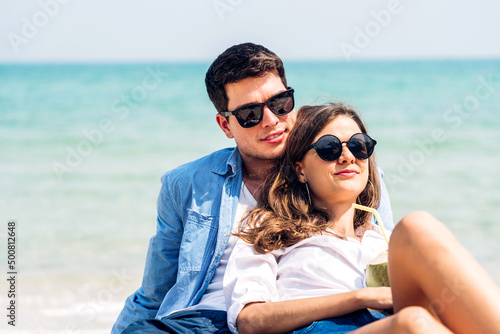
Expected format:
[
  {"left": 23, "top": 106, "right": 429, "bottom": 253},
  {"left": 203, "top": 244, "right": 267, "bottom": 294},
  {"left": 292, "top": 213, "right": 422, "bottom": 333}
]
[{"left": 334, "top": 168, "right": 360, "bottom": 177}]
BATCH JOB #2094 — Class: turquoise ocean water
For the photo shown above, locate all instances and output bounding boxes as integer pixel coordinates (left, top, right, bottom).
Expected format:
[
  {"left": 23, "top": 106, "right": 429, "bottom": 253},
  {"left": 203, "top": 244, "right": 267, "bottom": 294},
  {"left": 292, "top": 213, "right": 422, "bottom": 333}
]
[{"left": 1, "top": 60, "right": 499, "bottom": 332}]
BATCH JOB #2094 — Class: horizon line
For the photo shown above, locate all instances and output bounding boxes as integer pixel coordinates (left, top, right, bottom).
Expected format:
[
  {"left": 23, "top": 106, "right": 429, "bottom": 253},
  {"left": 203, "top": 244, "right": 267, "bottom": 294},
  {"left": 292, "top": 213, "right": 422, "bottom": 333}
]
[{"left": 1, "top": 56, "right": 500, "bottom": 66}]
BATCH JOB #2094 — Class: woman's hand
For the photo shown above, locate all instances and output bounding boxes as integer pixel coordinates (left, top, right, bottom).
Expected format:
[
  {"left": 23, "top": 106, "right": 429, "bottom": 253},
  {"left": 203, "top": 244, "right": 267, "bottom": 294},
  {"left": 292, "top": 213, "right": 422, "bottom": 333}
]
[{"left": 357, "top": 287, "right": 393, "bottom": 310}]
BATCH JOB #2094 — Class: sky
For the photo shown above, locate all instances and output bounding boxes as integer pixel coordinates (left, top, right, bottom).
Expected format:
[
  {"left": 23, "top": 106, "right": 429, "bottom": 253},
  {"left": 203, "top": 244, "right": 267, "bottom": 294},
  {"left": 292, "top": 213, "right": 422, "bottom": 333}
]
[{"left": 1, "top": 0, "right": 500, "bottom": 63}]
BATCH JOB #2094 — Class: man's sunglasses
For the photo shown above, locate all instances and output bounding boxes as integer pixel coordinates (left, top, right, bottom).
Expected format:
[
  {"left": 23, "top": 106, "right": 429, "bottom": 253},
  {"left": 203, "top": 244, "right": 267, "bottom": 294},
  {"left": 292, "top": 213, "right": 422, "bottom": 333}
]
[
  {"left": 307, "top": 133, "right": 377, "bottom": 161},
  {"left": 220, "top": 88, "right": 295, "bottom": 128}
]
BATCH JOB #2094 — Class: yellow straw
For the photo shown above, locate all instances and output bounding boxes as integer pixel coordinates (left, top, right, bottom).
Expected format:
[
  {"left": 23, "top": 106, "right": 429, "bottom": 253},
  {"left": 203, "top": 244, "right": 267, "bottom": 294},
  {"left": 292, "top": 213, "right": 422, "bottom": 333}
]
[{"left": 352, "top": 203, "right": 390, "bottom": 245}]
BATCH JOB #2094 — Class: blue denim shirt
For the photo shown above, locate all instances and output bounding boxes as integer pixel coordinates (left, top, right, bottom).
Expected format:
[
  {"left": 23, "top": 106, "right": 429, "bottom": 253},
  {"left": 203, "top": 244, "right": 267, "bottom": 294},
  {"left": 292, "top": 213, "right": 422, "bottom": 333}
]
[{"left": 112, "top": 147, "right": 394, "bottom": 333}]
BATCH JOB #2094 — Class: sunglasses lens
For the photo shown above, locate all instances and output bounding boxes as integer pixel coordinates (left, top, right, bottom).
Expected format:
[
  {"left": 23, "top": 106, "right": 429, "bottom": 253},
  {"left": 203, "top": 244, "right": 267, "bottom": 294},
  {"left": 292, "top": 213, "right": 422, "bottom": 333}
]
[
  {"left": 315, "top": 135, "right": 342, "bottom": 161},
  {"left": 231, "top": 89, "right": 294, "bottom": 128},
  {"left": 236, "top": 106, "right": 262, "bottom": 128},
  {"left": 348, "top": 133, "right": 376, "bottom": 159},
  {"left": 310, "top": 133, "right": 376, "bottom": 162},
  {"left": 268, "top": 93, "right": 294, "bottom": 115}
]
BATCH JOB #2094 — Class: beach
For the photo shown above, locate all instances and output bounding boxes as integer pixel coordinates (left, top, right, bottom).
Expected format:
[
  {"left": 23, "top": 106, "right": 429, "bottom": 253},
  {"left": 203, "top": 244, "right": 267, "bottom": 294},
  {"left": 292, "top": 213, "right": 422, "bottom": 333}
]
[{"left": 1, "top": 60, "right": 499, "bottom": 332}]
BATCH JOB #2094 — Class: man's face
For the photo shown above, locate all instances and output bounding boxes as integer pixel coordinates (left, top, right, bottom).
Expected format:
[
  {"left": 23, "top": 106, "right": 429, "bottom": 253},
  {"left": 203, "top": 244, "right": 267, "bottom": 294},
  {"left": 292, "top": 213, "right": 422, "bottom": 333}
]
[{"left": 216, "top": 72, "right": 296, "bottom": 167}]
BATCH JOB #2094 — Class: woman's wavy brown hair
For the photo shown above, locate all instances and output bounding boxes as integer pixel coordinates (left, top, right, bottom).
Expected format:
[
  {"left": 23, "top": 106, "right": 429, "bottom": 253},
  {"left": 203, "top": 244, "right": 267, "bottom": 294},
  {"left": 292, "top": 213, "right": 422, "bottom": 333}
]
[{"left": 237, "top": 103, "right": 381, "bottom": 254}]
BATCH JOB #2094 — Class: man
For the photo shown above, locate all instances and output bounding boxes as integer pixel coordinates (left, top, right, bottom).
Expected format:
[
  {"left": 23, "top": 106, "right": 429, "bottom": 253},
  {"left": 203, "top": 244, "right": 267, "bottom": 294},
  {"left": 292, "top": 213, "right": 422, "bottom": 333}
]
[{"left": 112, "top": 43, "right": 394, "bottom": 333}]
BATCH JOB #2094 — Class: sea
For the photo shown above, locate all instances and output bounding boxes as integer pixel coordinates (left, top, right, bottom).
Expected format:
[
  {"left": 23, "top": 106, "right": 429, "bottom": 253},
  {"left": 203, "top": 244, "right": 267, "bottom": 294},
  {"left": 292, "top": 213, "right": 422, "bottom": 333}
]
[{"left": 1, "top": 59, "right": 499, "bottom": 333}]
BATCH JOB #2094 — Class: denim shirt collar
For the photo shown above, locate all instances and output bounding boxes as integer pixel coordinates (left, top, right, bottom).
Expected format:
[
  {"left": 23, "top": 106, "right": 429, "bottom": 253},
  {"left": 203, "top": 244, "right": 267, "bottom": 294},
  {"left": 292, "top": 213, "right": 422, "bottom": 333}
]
[{"left": 211, "top": 147, "right": 242, "bottom": 177}]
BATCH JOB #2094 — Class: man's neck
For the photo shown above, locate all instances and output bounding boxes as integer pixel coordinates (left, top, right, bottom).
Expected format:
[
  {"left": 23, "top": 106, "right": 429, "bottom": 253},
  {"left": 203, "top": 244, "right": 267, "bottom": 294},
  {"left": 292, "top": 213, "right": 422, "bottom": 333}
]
[{"left": 241, "top": 159, "right": 274, "bottom": 199}]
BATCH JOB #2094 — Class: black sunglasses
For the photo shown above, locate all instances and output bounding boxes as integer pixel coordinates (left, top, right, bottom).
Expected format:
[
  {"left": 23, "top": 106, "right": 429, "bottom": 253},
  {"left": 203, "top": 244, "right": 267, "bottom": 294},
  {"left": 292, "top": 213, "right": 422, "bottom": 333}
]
[
  {"left": 220, "top": 88, "right": 294, "bottom": 128},
  {"left": 307, "top": 133, "right": 377, "bottom": 161}
]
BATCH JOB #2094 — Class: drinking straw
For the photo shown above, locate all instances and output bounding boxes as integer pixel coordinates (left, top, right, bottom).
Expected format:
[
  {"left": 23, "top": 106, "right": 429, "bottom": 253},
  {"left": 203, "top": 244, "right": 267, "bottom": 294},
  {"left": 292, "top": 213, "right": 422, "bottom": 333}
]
[{"left": 352, "top": 203, "right": 390, "bottom": 245}]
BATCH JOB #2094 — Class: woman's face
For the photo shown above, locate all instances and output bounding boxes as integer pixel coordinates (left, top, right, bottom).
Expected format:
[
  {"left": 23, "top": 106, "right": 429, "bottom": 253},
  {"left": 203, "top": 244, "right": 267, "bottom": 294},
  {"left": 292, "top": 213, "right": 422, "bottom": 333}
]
[{"left": 295, "top": 116, "right": 369, "bottom": 208}]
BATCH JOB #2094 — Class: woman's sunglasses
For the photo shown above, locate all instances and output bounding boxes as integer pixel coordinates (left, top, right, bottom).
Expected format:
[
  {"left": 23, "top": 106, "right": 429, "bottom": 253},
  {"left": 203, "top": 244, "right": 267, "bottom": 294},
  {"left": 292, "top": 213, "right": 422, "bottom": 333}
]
[
  {"left": 219, "top": 88, "right": 295, "bottom": 128},
  {"left": 307, "top": 133, "right": 377, "bottom": 161}
]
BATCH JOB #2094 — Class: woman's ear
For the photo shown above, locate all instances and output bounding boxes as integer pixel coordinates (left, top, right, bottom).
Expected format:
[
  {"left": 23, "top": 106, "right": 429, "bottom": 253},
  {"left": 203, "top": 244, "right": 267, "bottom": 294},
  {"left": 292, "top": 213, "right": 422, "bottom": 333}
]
[{"left": 295, "top": 161, "right": 307, "bottom": 184}]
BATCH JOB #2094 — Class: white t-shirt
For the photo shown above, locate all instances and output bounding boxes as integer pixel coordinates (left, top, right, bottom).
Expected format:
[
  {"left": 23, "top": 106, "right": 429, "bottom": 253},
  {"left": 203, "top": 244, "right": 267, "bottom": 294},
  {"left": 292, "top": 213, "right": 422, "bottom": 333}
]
[
  {"left": 223, "top": 224, "right": 390, "bottom": 333},
  {"left": 179, "top": 183, "right": 256, "bottom": 313}
]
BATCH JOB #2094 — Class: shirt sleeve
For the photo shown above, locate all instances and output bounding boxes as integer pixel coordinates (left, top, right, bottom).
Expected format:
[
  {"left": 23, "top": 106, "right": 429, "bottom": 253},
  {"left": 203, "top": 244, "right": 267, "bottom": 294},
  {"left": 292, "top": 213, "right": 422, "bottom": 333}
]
[
  {"left": 112, "top": 174, "right": 183, "bottom": 334},
  {"left": 377, "top": 167, "right": 395, "bottom": 231},
  {"left": 223, "top": 238, "right": 280, "bottom": 334}
]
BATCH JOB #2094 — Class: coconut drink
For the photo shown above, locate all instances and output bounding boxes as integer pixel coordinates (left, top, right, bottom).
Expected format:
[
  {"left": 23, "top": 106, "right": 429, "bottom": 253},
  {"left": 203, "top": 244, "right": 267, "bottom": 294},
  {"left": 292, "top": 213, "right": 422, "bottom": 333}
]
[
  {"left": 365, "top": 250, "right": 390, "bottom": 287},
  {"left": 351, "top": 204, "right": 391, "bottom": 287}
]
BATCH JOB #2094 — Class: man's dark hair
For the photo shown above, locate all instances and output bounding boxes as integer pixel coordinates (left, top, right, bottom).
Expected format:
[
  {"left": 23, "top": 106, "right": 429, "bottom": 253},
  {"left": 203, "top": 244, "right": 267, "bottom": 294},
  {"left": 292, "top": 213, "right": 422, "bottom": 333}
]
[{"left": 205, "top": 42, "right": 287, "bottom": 113}]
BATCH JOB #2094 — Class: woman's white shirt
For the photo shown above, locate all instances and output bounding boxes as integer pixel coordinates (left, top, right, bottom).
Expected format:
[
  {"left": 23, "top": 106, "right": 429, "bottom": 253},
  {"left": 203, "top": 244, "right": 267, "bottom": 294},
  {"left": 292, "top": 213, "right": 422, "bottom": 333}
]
[{"left": 223, "top": 224, "right": 389, "bottom": 333}]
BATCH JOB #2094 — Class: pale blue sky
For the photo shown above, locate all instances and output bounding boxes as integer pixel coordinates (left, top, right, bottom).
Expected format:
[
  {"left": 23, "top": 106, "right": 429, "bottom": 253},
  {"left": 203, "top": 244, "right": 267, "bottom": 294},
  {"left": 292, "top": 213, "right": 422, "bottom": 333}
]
[{"left": 1, "top": 0, "right": 500, "bottom": 62}]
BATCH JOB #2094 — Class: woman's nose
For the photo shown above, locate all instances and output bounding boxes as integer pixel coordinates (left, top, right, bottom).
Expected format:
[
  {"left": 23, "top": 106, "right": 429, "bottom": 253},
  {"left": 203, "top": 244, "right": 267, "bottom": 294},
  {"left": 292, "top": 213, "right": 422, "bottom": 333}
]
[{"left": 338, "top": 142, "right": 355, "bottom": 164}]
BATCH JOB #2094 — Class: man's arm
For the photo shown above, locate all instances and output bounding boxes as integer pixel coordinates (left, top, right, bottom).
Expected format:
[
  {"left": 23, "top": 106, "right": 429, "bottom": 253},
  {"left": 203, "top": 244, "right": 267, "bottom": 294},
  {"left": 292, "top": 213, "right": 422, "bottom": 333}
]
[
  {"left": 111, "top": 177, "right": 183, "bottom": 333},
  {"left": 377, "top": 167, "right": 394, "bottom": 231}
]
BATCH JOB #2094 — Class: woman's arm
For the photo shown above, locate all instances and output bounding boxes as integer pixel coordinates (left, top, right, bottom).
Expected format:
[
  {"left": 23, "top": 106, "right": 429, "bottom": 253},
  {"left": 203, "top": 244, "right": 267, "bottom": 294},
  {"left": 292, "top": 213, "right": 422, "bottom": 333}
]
[{"left": 237, "top": 287, "right": 392, "bottom": 334}]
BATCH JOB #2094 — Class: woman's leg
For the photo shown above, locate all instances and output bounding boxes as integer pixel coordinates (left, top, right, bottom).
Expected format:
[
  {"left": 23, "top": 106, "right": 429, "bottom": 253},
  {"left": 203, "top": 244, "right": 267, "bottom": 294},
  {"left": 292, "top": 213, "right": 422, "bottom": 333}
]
[
  {"left": 388, "top": 211, "right": 500, "bottom": 334},
  {"left": 350, "top": 306, "right": 452, "bottom": 334}
]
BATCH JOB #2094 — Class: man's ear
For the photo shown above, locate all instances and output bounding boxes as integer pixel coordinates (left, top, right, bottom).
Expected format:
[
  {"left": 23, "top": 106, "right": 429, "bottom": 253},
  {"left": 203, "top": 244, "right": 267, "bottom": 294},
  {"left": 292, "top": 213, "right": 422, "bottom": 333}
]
[
  {"left": 216, "top": 113, "right": 234, "bottom": 139},
  {"left": 295, "top": 161, "right": 307, "bottom": 184}
]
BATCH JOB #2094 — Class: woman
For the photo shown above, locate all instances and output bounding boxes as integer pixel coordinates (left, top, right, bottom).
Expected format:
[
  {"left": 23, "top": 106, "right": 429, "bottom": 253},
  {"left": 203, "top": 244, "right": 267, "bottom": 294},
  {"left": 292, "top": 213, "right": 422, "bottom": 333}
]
[{"left": 223, "top": 103, "right": 500, "bottom": 334}]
